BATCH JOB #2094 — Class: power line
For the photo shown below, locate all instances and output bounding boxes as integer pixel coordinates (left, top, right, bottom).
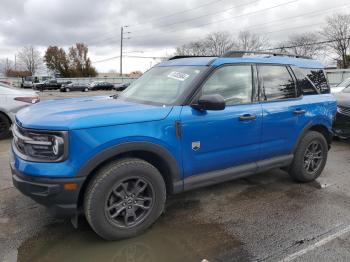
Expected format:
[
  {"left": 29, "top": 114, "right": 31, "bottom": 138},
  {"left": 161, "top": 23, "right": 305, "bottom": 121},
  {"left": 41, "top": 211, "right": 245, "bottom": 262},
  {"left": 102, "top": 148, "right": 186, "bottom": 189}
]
[
  {"left": 86, "top": 0, "right": 258, "bottom": 44},
  {"left": 85, "top": 0, "right": 293, "bottom": 45},
  {"left": 264, "top": 37, "right": 350, "bottom": 51},
  {"left": 92, "top": 55, "right": 166, "bottom": 64},
  {"left": 129, "top": 0, "right": 298, "bottom": 40},
  {"left": 139, "top": 2, "right": 349, "bottom": 47},
  {"left": 127, "top": 0, "right": 227, "bottom": 27},
  {"left": 130, "top": 0, "right": 261, "bottom": 34},
  {"left": 88, "top": 2, "right": 350, "bottom": 48},
  {"left": 83, "top": 0, "right": 229, "bottom": 45}
]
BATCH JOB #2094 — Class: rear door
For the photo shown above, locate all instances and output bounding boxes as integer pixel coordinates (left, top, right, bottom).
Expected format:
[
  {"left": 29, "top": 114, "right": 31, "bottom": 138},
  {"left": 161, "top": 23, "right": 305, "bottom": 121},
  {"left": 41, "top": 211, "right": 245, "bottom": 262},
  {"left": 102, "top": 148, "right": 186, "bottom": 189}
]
[
  {"left": 180, "top": 64, "right": 262, "bottom": 177},
  {"left": 258, "top": 64, "right": 309, "bottom": 160}
]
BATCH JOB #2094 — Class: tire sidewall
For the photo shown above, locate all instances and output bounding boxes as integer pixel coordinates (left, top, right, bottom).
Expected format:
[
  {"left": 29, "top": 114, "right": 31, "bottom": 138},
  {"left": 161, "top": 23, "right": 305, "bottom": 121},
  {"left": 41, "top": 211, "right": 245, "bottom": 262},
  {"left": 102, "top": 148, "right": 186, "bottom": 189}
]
[
  {"left": 0, "top": 114, "right": 10, "bottom": 139},
  {"left": 85, "top": 159, "right": 166, "bottom": 240},
  {"left": 290, "top": 131, "right": 328, "bottom": 182}
]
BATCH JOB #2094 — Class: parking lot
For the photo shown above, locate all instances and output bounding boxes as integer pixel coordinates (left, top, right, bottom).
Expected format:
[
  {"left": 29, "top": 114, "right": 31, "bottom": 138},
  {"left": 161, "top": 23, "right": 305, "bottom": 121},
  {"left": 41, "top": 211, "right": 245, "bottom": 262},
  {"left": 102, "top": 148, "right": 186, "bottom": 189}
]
[{"left": 0, "top": 91, "right": 349, "bottom": 261}]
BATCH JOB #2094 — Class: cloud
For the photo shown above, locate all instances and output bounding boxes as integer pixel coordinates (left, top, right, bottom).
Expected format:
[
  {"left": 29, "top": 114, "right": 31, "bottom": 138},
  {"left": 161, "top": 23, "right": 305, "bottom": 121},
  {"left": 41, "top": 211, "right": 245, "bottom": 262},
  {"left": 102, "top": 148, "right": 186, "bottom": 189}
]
[{"left": 0, "top": 0, "right": 348, "bottom": 72}]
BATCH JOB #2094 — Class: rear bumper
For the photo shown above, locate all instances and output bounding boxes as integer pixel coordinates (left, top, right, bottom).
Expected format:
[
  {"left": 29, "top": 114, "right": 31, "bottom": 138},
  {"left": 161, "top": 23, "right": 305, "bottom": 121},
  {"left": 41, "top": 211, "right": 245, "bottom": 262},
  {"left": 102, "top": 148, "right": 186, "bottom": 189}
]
[{"left": 10, "top": 159, "right": 86, "bottom": 217}]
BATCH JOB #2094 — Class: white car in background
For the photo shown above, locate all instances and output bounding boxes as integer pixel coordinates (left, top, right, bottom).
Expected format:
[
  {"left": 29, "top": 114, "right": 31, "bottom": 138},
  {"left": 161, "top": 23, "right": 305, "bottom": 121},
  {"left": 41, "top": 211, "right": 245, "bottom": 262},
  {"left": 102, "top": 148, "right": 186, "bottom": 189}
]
[
  {"left": 331, "top": 78, "right": 350, "bottom": 93},
  {"left": 0, "top": 84, "right": 39, "bottom": 139}
]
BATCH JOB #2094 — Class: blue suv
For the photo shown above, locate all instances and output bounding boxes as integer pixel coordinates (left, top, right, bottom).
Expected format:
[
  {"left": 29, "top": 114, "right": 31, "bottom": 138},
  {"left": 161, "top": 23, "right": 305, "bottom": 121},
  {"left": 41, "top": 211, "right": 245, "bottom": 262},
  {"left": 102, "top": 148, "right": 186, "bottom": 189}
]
[{"left": 11, "top": 51, "right": 336, "bottom": 240}]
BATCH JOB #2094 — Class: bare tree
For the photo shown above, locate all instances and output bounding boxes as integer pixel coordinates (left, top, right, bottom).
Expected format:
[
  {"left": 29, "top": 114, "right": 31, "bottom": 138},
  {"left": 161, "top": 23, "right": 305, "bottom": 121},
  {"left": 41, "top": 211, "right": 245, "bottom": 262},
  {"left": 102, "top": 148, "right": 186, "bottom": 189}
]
[
  {"left": 0, "top": 58, "right": 13, "bottom": 76},
  {"left": 277, "top": 33, "right": 323, "bottom": 57},
  {"left": 233, "top": 31, "right": 269, "bottom": 51},
  {"left": 175, "top": 40, "right": 209, "bottom": 56},
  {"left": 17, "top": 46, "right": 42, "bottom": 75},
  {"left": 175, "top": 31, "right": 234, "bottom": 56},
  {"left": 175, "top": 30, "right": 269, "bottom": 56},
  {"left": 320, "top": 13, "right": 350, "bottom": 68},
  {"left": 204, "top": 32, "right": 234, "bottom": 55}
]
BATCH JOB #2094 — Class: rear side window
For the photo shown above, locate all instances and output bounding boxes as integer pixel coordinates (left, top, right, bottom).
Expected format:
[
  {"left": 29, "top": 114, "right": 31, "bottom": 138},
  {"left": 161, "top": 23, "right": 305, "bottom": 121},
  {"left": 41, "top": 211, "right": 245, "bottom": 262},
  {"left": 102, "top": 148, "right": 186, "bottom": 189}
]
[
  {"left": 303, "top": 69, "right": 330, "bottom": 94},
  {"left": 259, "top": 65, "right": 296, "bottom": 101},
  {"left": 291, "top": 66, "right": 318, "bottom": 95}
]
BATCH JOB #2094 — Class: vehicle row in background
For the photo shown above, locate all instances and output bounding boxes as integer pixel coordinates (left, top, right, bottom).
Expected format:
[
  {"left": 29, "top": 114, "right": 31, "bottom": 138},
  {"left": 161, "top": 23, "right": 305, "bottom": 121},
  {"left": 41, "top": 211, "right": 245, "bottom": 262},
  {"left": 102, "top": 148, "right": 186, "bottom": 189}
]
[{"left": 60, "top": 81, "right": 117, "bottom": 92}]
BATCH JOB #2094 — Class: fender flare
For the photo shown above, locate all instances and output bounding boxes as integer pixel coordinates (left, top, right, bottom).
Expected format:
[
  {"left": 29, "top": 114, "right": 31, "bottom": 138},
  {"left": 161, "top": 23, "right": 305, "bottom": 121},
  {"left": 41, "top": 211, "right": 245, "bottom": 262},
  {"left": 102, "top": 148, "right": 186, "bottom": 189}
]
[
  {"left": 292, "top": 122, "right": 333, "bottom": 153},
  {"left": 76, "top": 141, "right": 183, "bottom": 193}
]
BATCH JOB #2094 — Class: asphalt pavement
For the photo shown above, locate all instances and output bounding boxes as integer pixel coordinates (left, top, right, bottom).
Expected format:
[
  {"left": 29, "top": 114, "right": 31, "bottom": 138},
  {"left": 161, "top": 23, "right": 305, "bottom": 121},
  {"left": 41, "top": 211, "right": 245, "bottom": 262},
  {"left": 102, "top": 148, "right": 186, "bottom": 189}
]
[{"left": 1, "top": 91, "right": 350, "bottom": 262}]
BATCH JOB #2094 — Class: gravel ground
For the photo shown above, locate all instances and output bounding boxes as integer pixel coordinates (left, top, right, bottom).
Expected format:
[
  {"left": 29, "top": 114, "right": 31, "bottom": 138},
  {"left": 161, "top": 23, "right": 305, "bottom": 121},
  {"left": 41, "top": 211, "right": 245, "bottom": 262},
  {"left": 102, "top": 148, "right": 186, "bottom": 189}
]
[{"left": 1, "top": 91, "right": 350, "bottom": 262}]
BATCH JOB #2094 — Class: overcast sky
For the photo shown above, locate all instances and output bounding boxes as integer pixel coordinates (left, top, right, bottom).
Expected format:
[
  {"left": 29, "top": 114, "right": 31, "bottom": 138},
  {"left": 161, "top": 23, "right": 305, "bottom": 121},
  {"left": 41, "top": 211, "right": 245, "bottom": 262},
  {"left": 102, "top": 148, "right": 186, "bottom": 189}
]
[{"left": 1, "top": 0, "right": 349, "bottom": 73}]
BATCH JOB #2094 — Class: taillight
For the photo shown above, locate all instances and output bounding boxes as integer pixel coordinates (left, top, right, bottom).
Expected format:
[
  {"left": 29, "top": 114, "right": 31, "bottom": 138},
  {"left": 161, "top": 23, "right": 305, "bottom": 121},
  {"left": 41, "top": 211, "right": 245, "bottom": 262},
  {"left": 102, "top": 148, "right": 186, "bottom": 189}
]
[{"left": 14, "top": 96, "right": 40, "bottom": 104}]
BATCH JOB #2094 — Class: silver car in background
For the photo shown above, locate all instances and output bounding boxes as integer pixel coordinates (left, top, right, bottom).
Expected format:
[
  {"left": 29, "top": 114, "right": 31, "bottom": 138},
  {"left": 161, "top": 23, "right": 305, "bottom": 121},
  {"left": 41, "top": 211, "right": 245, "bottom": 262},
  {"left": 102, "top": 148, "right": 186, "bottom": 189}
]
[
  {"left": 0, "top": 84, "right": 39, "bottom": 139},
  {"left": 331, "top": 78, "right": 350, "bottom": 93}
]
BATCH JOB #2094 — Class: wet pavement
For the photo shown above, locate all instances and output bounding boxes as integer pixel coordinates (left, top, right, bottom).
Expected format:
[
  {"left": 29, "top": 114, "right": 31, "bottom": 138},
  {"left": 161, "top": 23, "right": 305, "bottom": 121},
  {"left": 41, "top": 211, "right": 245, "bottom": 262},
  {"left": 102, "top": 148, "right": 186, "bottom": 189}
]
[{"left": 1, "top": 92, "right": 350, "bottom": 261}]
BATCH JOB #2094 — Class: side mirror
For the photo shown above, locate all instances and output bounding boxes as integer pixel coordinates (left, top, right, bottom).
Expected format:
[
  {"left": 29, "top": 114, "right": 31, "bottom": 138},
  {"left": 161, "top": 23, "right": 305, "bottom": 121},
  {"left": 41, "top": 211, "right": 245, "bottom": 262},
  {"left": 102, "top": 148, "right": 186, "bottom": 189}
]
[{"left": 192, "top": 94, "right": 225, "bottom": 111}]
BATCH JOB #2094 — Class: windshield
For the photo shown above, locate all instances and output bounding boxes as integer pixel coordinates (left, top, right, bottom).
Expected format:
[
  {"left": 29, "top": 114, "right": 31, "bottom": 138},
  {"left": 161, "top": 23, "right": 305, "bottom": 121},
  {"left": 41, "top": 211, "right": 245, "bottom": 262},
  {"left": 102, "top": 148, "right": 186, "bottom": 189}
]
[
  {"left": 338, "top": 78, "right": 350, "bottom": 87},
  {"left": 119, "top": 66, "right": 205, "bottom": 105}
]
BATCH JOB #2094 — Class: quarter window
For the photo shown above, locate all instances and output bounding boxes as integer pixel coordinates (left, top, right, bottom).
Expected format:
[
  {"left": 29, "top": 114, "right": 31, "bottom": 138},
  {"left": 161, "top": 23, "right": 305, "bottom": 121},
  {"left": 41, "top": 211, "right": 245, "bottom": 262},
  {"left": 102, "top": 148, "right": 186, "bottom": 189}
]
[
  {"left": 201, "top": 65, "right": 253, "bottom": 105},
  {"left": 303, "top": 69, "right": 330, "bottom": 94},
  {"left": 260, "top": 65, "right": 296, "bottom": 101},
  {"left": 291, "top": 66, "right": 318, "bottom": 95}
]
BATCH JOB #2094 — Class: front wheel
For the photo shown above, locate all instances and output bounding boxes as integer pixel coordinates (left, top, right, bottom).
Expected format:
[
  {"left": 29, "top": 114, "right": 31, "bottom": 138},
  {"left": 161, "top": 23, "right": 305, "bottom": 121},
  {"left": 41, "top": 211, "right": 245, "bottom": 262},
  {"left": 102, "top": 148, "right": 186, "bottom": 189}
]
[
  {"left": 289, "top": 131, "right": 328, "bottom": 182},
  {"left": 84, "top": 158, "right": 166, "bottom": 240},
  {"left": 0, "top": 114, "right": 10, "bottom": 139}
]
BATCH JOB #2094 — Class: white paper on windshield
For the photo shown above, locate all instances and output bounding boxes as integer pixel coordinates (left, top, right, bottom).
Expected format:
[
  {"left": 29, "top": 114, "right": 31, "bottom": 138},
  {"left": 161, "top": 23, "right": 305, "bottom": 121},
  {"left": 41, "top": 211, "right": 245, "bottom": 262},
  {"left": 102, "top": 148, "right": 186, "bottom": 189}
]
[{"left": 167, "top": 71, "right": 190, "bottom": 81}]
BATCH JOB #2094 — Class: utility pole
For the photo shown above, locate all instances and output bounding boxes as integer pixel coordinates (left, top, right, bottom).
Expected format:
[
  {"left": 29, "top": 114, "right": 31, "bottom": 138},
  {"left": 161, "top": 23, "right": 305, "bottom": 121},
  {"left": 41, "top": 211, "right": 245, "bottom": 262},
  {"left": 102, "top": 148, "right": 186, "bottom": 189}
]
[
  {"left": 120, "top": 25, "right": 130, "bottom": 77},
  {"left": 120, "top": 26, "right": 123, "bottom": 77}
]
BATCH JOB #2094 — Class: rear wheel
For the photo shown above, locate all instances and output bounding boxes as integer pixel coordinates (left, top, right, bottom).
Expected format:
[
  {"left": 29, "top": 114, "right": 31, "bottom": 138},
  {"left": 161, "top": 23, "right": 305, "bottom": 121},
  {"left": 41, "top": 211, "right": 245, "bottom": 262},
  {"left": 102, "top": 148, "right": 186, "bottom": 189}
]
[
  {"left": 289, "top": 131, "right": 328, "bottom": 182},
  {"left": 65, "top": 88, "right": 70, "bottom": 92},
  {"left": 0, "top": 113, "right": 10, "bottom": 139},
  {"left": 84, "top": 158, "right": 166, "bottom": 240},
  {"left": 84, "top": 88, "right": 89, "bottom": 92}
]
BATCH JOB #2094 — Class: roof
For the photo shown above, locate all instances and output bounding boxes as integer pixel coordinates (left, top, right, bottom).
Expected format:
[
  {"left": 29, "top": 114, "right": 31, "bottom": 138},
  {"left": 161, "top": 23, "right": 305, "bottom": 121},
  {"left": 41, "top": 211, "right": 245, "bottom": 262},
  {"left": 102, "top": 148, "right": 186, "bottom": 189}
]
[{"left": 157, "top": 55, "right": 324, "bottom": 69}]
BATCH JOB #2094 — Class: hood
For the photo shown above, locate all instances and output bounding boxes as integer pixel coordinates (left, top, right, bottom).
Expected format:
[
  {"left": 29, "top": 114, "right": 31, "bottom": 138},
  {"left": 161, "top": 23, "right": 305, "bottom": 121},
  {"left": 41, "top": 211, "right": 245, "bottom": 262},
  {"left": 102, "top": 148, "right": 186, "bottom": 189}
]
[
  {"left": 3, "top": 87, "right": 38, "bottom": 96},
  {"left": 16, "top": 96, "right": 173, "bottom": 130},
  {"left": 335, "top": 92, "right": 350, "bottom": 108}
]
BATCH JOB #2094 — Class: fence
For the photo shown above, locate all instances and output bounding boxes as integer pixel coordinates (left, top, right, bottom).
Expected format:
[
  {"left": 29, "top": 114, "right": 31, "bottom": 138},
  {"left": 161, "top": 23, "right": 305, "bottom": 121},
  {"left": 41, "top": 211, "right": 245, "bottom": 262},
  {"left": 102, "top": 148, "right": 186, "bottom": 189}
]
[
  {"left": 0, "top": 76, "right": 138, "bottom": 88},
  {"left": 325, "top": 69, "right": 350, "bottom": 86}
]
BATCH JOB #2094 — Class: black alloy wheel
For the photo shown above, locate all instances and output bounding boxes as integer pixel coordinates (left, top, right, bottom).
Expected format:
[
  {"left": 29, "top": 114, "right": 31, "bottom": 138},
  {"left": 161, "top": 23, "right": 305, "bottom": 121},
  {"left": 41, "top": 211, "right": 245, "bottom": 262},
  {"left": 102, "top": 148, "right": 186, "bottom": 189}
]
[{"left": 105, "top": 177, "right": 154, "bottom": 228}]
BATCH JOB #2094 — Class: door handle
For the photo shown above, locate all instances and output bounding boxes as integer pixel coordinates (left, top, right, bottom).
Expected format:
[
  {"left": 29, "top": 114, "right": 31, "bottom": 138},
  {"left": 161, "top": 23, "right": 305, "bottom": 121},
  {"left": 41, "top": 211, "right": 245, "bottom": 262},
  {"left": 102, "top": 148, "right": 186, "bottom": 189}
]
[
  {"left": 239, "top": 114, "right": 257, "bottom": 121},
  {"left": 293, "top": 109, "right": 306, "bottom": 115}
]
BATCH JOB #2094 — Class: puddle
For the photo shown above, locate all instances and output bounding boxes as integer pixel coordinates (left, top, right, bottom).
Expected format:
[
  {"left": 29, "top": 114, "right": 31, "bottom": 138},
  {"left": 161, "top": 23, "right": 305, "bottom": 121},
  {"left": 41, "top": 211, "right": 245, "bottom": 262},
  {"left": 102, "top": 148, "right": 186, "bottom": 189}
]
[{"left": 18, "top": 196, "right": 249, "bottom": 262}]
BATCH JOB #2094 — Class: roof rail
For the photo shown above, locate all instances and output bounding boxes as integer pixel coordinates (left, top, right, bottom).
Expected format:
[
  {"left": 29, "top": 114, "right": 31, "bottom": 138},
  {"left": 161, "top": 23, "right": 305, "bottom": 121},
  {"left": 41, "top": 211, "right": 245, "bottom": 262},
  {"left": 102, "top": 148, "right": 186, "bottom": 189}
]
[
  {"left": 168, "top": 55, "right": 217, "bottom": 60},
  {"left": 221, "top": 50, "right": 312, "bottom": 60}
]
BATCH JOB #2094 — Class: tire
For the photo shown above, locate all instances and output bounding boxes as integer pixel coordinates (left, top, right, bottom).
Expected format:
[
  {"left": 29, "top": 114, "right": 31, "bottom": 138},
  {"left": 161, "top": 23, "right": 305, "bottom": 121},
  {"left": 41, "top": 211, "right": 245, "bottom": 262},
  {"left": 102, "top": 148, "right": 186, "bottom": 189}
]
[
  {"left": 289, "top": 131, "right": 328, "bottom": 182},
  {"left": 84, "top": 88, "right": 89, "bottom": 92},
  {"left": 84, "top": 158, "right": 166, "bottom": 240},
  {"left": 65, "top": 88, "right": 70, "bottom": 92},
  {"left": 0, "top": 113, "right": 11, "bottom": 139}
]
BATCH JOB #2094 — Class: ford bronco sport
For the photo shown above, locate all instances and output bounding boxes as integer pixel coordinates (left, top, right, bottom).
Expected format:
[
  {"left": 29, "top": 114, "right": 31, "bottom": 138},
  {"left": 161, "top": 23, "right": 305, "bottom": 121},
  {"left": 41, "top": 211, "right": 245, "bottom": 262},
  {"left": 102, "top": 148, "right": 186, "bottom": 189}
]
[{"left": 11, "top": 51, "right": 336, "bottom": 240}]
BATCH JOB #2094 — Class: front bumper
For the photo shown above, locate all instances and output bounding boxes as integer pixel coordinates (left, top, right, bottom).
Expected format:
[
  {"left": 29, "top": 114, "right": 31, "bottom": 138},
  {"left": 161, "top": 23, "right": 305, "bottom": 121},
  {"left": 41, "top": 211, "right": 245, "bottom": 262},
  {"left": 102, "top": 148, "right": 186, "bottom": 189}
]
[
  {"left": 10, "top": 152, "right": 86, "bottom": 217},
  {"left": 333, "top": 112, "right": 350, "bottom": 139}
]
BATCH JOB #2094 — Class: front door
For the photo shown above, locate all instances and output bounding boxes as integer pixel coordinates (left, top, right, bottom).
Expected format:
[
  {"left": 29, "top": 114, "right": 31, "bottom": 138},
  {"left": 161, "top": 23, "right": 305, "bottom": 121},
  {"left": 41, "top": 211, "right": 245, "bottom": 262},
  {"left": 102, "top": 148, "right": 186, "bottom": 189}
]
[{"left": 180, "top": 64, "right": 262, "bottom": 178}]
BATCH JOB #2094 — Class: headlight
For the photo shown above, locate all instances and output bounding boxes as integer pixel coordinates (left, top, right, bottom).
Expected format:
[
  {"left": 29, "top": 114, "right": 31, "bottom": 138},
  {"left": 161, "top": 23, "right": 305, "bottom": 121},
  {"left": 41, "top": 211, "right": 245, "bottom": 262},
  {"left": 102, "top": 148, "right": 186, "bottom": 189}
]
[{"left": 13, "top": 124, "right": 68, "bottom": 162}]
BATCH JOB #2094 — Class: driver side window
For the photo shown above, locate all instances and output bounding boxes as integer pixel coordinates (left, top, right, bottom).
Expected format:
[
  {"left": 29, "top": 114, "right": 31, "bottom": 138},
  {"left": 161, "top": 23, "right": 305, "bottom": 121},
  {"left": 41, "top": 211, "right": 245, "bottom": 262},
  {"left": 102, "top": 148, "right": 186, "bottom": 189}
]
[{"left": 202, "top": 65, "right": 253, "bottom": 105}]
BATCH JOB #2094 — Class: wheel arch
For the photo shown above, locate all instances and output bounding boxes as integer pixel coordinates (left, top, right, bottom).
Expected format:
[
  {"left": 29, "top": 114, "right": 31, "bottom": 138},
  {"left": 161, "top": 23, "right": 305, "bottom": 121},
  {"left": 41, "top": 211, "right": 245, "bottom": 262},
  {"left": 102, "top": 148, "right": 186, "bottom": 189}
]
[
  {"left": 0, "top": 110, "right": 12, "bottom": 125},
  {"left": 76, "top": 142, "right": 183, "bottom": 208},
  {"left": 293, "top": 123, "right": 333, "bottom": 153}
]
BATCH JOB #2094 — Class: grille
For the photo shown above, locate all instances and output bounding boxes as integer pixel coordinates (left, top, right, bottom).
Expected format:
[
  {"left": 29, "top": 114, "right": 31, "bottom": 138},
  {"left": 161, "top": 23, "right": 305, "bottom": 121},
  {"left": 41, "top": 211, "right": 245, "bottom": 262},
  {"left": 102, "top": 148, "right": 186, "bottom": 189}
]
[{"left": 337, "top": 106, "right": 350, "bottom": 116}]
